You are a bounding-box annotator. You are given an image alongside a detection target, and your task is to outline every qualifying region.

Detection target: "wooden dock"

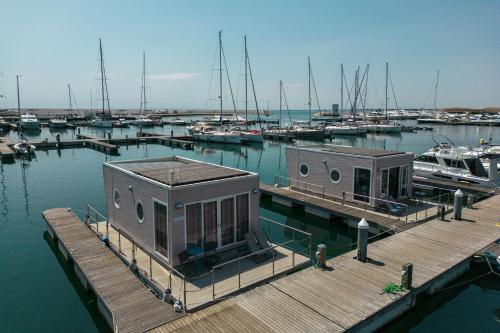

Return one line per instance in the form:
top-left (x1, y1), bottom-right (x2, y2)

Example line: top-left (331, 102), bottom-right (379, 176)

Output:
top-left (152, 194), bottom-right (500, 332)
top-left (43, 208), bottom-right (183, 332)
top-left (0, 139), bottom-right (14, 160)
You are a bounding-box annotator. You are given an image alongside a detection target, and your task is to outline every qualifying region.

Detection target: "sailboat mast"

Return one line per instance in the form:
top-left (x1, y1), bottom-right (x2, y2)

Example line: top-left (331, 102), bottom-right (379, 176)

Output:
top-left (99, 38), bottom-right (105, 118)
top-left (244, 35), bottom-right (248, 129)
top-left (90, 90), bottom-right (93, 113)
top-left (308, 56), bottom-right (311, 124)
top-left (434, 69), bottom-right (439, 112)
top-left (385, 62), bottom-right (389, 120)
top-left (340, 64), bottom-right (343, 125)
top-left (68, 83), bottom-right (72, 112)
top-left (16, 75), bottom-right (21, 117)
top-left (142, 51), bottom-right (147, 114)
top-left (279, 80), bottom-right (282, 128)
top-left (219, 31), bottom-right (223, 128)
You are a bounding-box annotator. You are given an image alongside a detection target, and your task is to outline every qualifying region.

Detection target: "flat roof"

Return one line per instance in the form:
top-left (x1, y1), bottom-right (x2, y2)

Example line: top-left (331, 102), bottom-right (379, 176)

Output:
top-left (108, 157), bottom-right (250, 186)
top-left (291, 144), bottom-right (406, 157)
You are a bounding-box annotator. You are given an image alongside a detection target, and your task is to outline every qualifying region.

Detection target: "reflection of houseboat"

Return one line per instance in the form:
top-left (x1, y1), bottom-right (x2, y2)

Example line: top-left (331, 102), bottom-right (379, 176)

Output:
top-left (103, 156), bottom-right (260, 267)
top-left (286, 145), bottom-right (414, 207)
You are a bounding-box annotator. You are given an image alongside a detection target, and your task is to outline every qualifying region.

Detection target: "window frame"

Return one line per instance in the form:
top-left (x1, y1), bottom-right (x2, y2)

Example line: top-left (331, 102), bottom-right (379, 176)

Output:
top-left (329, 168), bottom-right (341, 184)
top-left (299, 162), bottom-right (310, 177)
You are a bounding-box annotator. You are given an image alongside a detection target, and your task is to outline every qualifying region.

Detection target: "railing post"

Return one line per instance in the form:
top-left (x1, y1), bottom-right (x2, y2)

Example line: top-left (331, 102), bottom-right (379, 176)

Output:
top-left (95, 211), bottom-right (99, 232)
top-left (106, 219), bottom-right (109, 237)
top-left (342, 192), bottom-right (345, 206)
top-left (149, 255), bottom-right (153, 278)
top-left (272, 248), bottom-right (275, 276)
top-left (322, 187), bottom-right (325, 200)
top-left (118, 230), bottom-right (122, 253)
top-left (238, 259), bottom-right (241, 289)
top-left (169, 268), bottom-right (172, 290)
top-left (292, 230), bottom-right (295, 268)
top-left (132, 244), bottom-right (136, 262)
top-left (212, 269), bottom-right (216, 300)
top-left (183, 278), bottom-right (187, 310)
top-left (304, 183), bottom-right (307, 195)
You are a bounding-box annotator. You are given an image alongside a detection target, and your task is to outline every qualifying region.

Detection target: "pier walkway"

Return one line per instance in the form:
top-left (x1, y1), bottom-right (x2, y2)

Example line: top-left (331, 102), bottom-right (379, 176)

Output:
top-left (43, 208), bottom-right (183, 333)
top-left (152, 194), bottom-right (500, 332)
top-left (0, 139), bottom-right (14, 160)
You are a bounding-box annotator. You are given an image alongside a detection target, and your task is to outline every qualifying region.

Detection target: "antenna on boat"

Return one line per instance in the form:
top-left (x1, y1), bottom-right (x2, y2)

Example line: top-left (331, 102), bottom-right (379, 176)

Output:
top-left (434, 69), bottom-right (440, 113)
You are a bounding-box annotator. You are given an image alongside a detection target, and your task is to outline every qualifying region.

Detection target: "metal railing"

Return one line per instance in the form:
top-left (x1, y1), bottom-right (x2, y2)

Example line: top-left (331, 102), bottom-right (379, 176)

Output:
top-left (84, 205), bottom-right (189, 310)
top-left (274, 175), bottom-right (411, 222)
top-left (84, 205), bottom-right (311, 311)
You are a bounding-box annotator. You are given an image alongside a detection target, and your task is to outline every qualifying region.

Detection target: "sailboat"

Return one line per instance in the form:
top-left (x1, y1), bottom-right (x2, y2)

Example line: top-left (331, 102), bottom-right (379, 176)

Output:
top-left (91, 39), bottom-right (114, 128)
top-left (50, 83), bottom-right (72, 128)
top-left (325, 64), bottom-right (366, 136)
top-left (288, 57), bottom-right (324, 139)
top-left (131, 52), bottom-right (155, 127)
top-left (239, 35), bottom-right (264, 143)
top-left (14, 75), bottom-right (40, 131)
top-left (362, 63), bottom-right (402, 133)
top-left (263, 80), bottom-right (295, 141)
top-left (192, 31), bottom-right (241, 144)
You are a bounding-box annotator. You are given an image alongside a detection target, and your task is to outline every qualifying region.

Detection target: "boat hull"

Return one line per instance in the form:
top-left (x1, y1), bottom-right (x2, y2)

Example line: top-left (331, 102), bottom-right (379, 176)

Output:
top-left (91, 120), bottom-right (114, 128)
top-left (20, 121), bottom-right (41, 130)
top-left (192, 133), bottom-right (241, 144)
top-left (241, 132), bottom-right (264, 143)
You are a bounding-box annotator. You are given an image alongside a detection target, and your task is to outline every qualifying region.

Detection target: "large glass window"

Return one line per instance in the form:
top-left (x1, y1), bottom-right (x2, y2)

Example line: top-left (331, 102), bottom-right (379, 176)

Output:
top-left (381, 169), bottom-right (388, 196)
top-left (186, 203), bottom-right (202, 249)
top-left (236, 194), bottom-right (249, 242)
top-left (203, 201), bottom-right (218, 251)
top-left (400, 166), bottom-right (408, 197)
top-left (354, 168), bottom-right (371, 202)
top-left (221, 198), bottom-right (235, 246)
top-left (388, 167), bottom-right (400, 199)
top-left (154, 201), bottom-right (168, 258)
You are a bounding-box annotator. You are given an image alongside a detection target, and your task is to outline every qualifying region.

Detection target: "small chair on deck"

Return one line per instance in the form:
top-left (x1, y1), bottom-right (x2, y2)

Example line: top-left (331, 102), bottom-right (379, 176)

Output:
top-left (245, 228), bottom-right (274, 263)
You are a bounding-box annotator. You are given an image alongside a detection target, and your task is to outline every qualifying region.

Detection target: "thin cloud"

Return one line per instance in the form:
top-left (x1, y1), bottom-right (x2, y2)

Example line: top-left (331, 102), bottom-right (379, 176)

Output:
top-left (149, 73), bottom-right (200, 80)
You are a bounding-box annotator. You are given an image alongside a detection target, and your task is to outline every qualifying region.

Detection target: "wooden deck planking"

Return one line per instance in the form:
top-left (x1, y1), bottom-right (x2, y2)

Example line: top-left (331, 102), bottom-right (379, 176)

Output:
top-left (43, 208), bottom-right (183, 333)
top-left (153, 195), bottom-right (500, 332)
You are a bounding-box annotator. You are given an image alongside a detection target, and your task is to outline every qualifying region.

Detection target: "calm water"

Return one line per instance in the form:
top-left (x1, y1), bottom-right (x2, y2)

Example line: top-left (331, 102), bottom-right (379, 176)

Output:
top-left (1, 112), bottom-right (499, 332)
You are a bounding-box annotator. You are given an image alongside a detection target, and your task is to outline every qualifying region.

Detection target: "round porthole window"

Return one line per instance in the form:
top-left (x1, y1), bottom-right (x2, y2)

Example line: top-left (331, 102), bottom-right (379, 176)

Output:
top-left (330, 169), bottom-right (341, 183)
top-left (113, 189), bottom-right (120, 209)
top-left (299, 163), bottom-right (309, 177)
top-left (136, 200), bottom-right (144, 223)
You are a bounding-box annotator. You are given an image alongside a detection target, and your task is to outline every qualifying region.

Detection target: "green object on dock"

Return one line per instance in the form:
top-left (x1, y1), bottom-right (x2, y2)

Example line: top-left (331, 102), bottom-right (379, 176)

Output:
top-left (383, 282), bottom-right (402, 294)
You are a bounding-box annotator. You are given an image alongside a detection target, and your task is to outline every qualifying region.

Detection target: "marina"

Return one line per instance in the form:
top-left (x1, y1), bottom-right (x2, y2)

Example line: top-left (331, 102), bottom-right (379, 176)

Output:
top-left (1, 1), bottom-right (500, 332)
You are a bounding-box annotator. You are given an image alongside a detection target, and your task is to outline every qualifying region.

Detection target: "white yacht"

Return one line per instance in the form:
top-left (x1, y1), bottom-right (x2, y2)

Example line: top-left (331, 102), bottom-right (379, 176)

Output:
top-left (20, 114), bottom-right (40, 130)
top-left (413, 143), bottom-right (500, 188)
top-left (230, 127), bottom-right (264, 143)
top-left (325, 123), bottom-right (367, 135)
top-left (192, 125), bottom-right (241, 144)
top-left (13, 141), bottom-right (36, 155)
top-left (49, 118), bottom-right (67, 128)
top-left (131, 115), bottom-right (155, 127)
top-left (169, 118), bottom-right (187, 125)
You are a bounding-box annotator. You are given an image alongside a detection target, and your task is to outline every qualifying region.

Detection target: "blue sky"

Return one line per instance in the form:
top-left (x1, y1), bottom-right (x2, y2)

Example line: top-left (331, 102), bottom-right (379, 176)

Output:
top-left (0, 0), bottom-right (499, 109)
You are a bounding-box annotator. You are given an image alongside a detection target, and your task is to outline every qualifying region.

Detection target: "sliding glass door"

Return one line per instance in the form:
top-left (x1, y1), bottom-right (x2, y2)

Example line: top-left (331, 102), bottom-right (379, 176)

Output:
top-left (185, 193), bottom-right (250, 253)
top-left (154, 201), bottom-right (168, 258)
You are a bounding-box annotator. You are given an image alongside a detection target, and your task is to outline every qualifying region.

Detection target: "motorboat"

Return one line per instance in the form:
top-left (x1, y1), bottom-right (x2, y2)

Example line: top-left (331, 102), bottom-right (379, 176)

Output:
top-left (49, 118), bottom-right (67, 128)
top-left (192, 125), bottom-right (241, 144)
top-left (131, 115), bottom-right (155, 127)
top-left (413, 143), bottom-right (500, 188)
top-left (19, 114), bottom-right (41, 130)
top-left (13, 142), bottom-right (36, 155)
top-left (230, 127), bottom-right (264, 143)
top-left (169, 118), bottom-right (187, 125)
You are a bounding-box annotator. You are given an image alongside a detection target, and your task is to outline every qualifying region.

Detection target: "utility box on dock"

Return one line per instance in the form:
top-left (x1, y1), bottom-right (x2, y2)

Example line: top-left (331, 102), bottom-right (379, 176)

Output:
top-left (286, 145), bottom-right (414, 208)
top-left (103, 156), bottom-right (260, 267)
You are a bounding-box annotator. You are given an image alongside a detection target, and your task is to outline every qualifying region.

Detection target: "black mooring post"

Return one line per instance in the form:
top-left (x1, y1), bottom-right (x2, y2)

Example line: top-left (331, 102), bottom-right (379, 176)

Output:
top-left (402, 263), bottom-right (413, 289)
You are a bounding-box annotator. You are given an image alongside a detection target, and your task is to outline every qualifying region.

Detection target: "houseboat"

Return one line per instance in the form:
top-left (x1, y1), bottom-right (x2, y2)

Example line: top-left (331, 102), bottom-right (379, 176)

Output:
top-left (103, 156), bottom-right (261, 267)
top-left (286, 144), bottom-right (414, 207)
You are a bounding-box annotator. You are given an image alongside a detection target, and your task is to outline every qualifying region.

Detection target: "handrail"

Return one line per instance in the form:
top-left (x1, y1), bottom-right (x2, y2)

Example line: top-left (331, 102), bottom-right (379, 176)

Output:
top-left (342, 190), bottom-right (409, 209)
top-left (259, 216), bottom-right (312, 238)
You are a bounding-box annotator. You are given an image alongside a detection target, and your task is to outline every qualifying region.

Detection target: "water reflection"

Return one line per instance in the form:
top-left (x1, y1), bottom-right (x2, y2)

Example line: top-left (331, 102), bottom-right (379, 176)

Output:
top-left (0, 163), bottom-right (8, 229)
